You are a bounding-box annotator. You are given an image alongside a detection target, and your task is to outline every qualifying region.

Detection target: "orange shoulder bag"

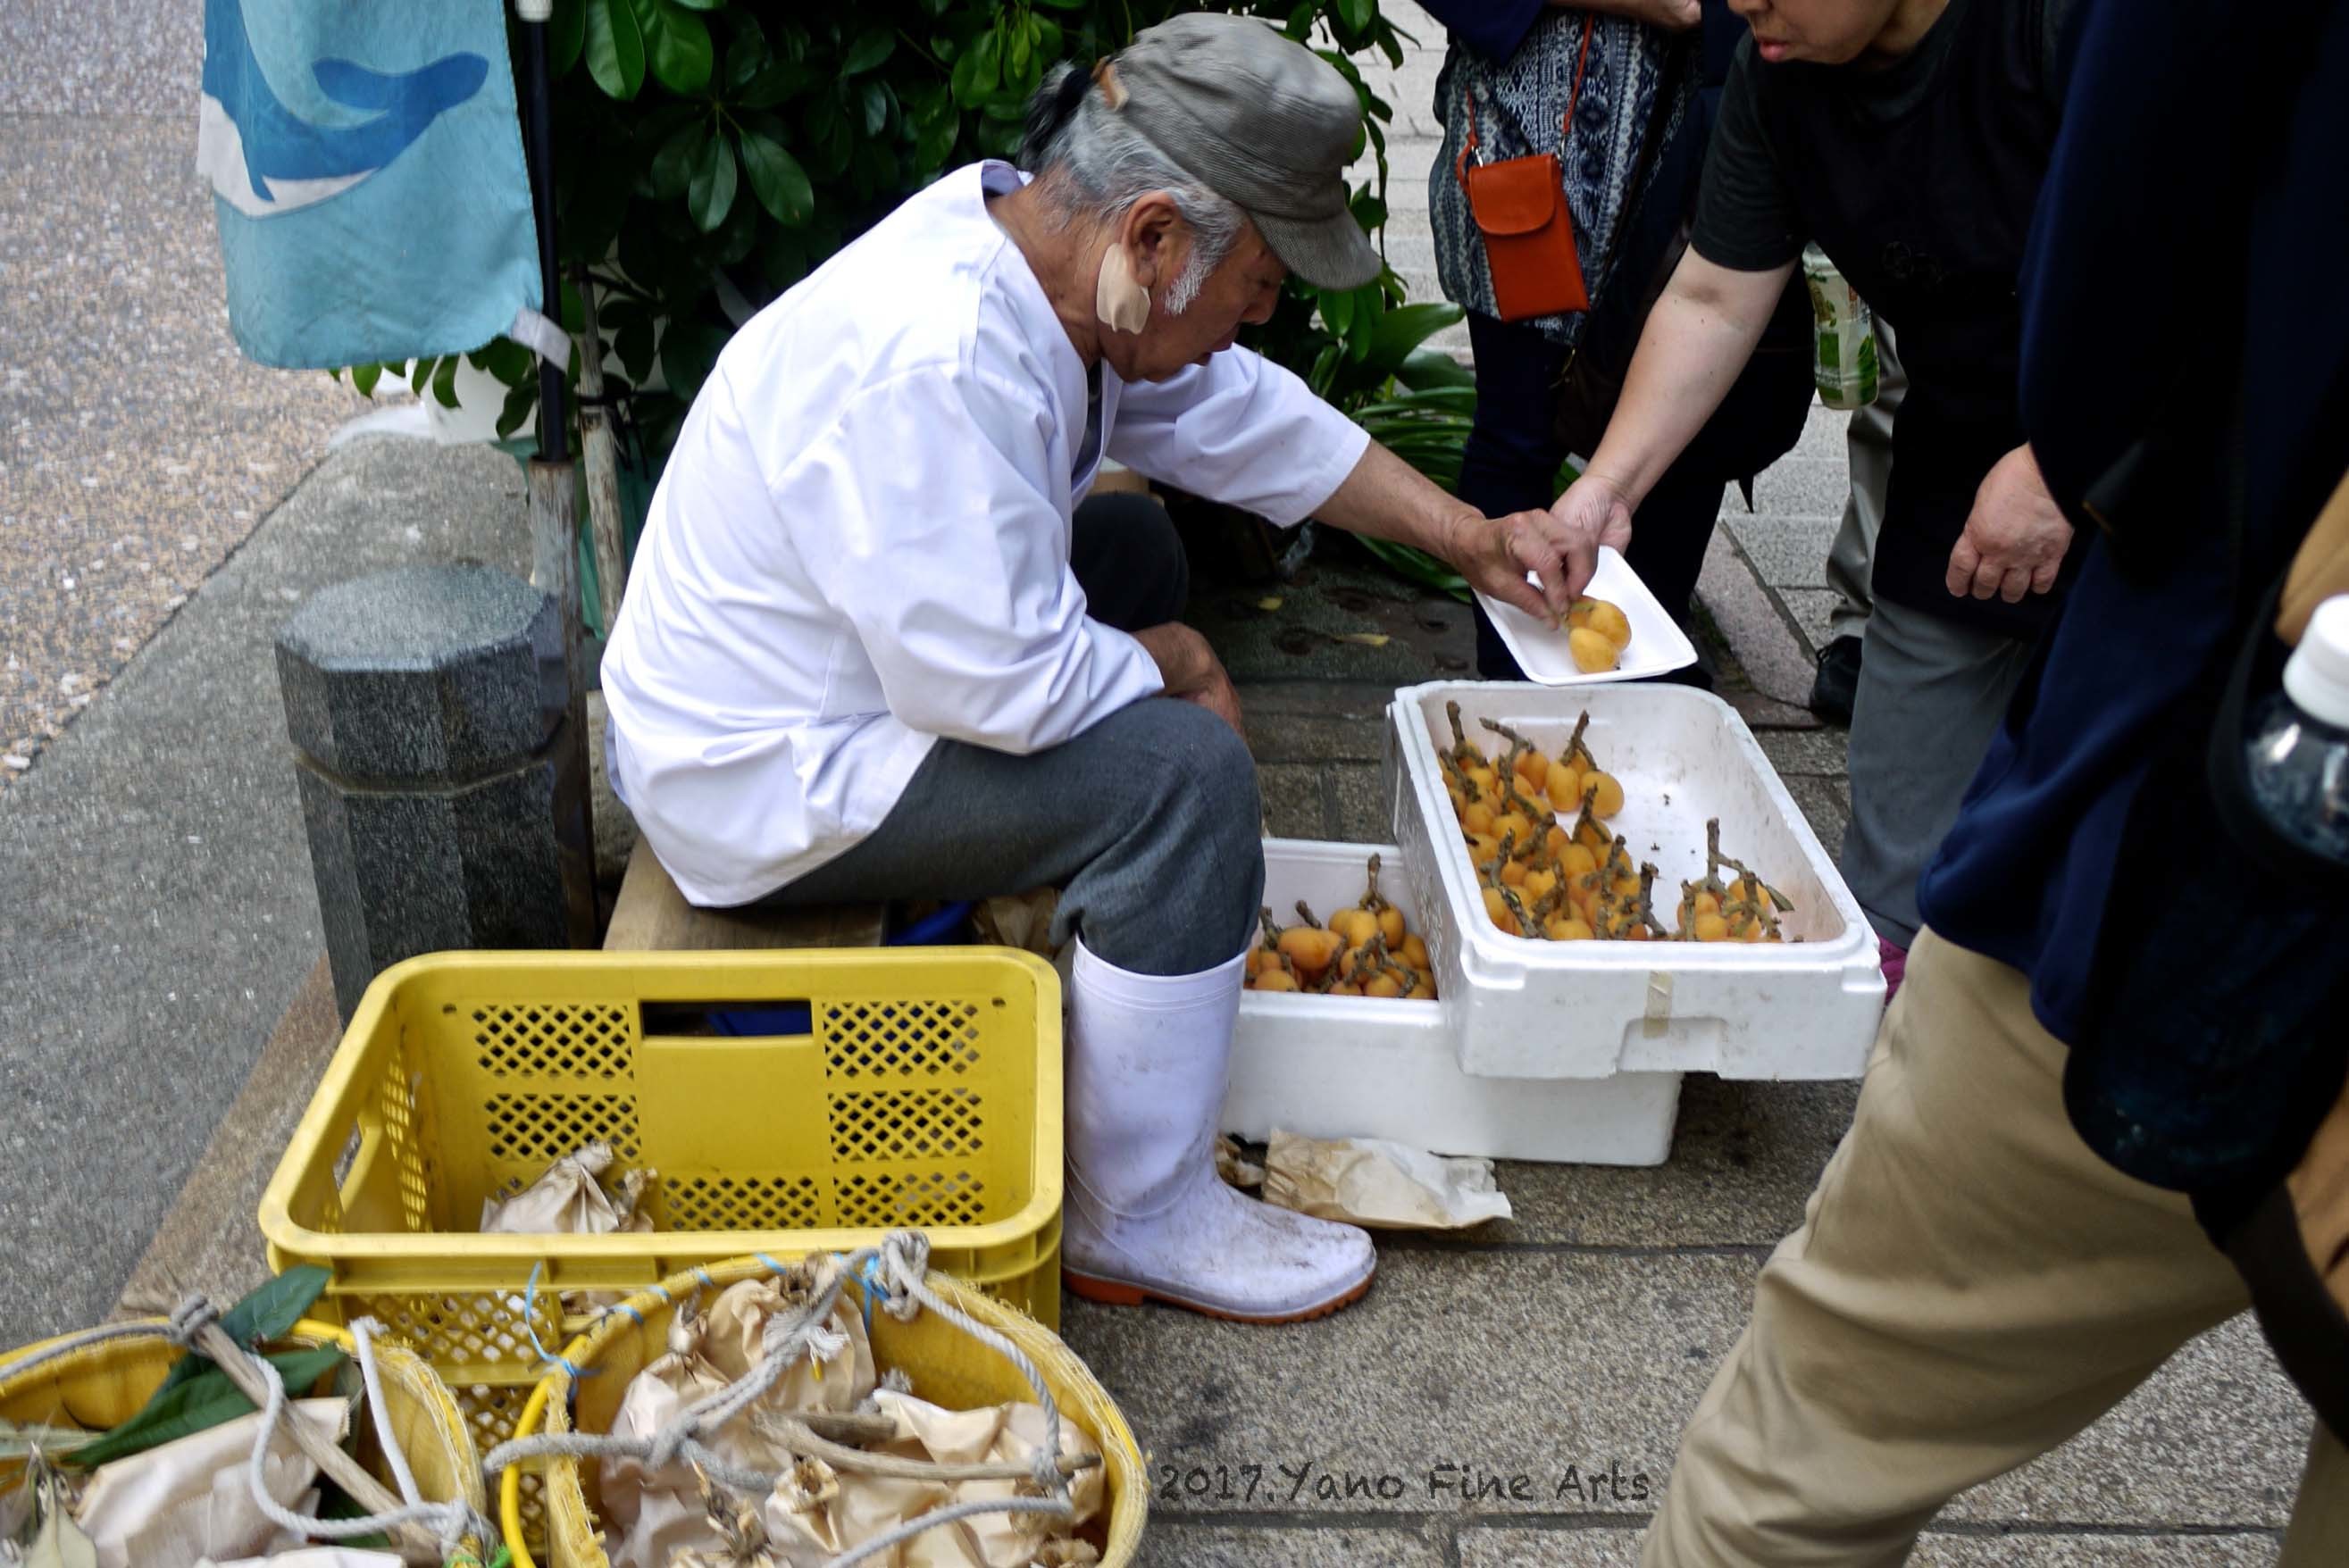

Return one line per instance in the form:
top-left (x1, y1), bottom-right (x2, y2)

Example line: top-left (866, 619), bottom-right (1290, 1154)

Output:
top-left (1453, 16), bottom-right (1596, 322)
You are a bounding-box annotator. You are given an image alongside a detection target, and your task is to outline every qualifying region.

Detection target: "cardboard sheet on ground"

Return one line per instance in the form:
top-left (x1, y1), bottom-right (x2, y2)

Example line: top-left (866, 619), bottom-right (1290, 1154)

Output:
top-left (1260, 1130), bottom-right (1513, 1230)
top-left (71, 1398), bottom-right (347, 1568)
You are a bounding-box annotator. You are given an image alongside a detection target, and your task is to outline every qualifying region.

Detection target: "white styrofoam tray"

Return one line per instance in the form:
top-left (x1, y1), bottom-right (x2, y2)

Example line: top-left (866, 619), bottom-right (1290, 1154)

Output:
top-left (1388, 681), bottom-right (1884, 1081)
top-left (1224, 838), bottom-right (1682, 1165)
top-left (1475, 546), bottom-right (1698, 686)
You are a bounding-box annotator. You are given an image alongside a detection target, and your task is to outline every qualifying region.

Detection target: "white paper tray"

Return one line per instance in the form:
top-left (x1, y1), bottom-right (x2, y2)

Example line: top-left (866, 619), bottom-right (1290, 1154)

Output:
top-left (1225, 838), bottom-right (1682, 1165)
top-left (1387, 681), bottom-right (1884, 1081)
top-left (1475, 546), bottom-right (1698, 686)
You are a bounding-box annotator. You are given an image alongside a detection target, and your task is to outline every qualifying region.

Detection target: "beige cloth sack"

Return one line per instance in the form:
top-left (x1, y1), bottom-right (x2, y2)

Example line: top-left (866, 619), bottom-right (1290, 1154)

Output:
top-left (71, 1398), bottom-right (348, 1568)
top-left (598, 1265), bottom-right (877, 1568)
top-left (480, 1142), bottom-right (650, 1235)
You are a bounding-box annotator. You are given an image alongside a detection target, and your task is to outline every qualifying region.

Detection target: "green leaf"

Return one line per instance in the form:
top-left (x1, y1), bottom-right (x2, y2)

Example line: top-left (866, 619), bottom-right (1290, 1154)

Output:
top-left (1353, 536), bottom-right (1470, 600)
top-left (688, 130), bottom-right (738, 230)
top-left (916, 0), bottom-right (953, 16)
top-left (840, 29), bottom-right (896, 77)
top-left (1319, 288), bottom-right (1354, 338)
top-left (1285, 1), bottom-right (1316, 39)
top-left (668, 0), bottom-right (723, 9)
top-left (739, 58), bottom-right (815, 108)
top-left (950, 29), bottom-right (999, 107)
top-left (859, 79), bottom-right (890, 137)
top-left (408, 357), bottom-right (432, 396)
top-left (1395, 346), bottom-right (1474, 392)
top-left (722, 13), bottom-right (768, 93)
top-left (1033, 18), bottom-right (1063, 58)
top-left (432, 355), bottom-right (462, 409)
top-left (583, 0), bottom-right (647, 99)
top-left (648, 120), bottom-right (709, 198)
top-left (548, 0), bottom-right (587, 78)
top-left (64, 1347), bottom-right (347, 1470)
top-left (352, 363), bottom-right (381, 397)
top-left (1009, 21), bottom-right (1032, 77)
top-left (738, 129), bottom-right (814, 225)
top-left (658, 320), bottom-right (727, 401)
top-left (648, 3), bottom-right (714, 95)
top-left (1338, 0), bottom-right (1375, 34)
top-left (497, 381), bottom-right (537, 441)
top-left (1032, 0), bottom-right (1089, 10)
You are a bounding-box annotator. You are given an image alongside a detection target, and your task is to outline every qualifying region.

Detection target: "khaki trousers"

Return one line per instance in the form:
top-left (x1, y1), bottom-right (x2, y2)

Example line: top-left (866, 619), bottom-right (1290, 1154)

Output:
top-left (1643, 930), bottom-right (2347, 1566)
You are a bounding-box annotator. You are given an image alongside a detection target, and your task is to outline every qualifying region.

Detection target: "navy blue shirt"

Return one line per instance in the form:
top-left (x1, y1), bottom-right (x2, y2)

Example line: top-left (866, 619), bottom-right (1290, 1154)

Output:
top-left (1917, 0), bottom-right (2349, 1044)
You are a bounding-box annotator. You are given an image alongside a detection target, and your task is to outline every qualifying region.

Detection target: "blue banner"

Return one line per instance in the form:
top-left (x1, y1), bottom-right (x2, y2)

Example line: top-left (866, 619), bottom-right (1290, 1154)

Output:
top-left (198, 0), bottom-right (543, 370)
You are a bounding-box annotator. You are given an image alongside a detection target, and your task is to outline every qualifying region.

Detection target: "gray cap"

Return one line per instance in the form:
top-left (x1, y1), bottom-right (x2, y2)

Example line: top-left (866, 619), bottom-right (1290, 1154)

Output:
top-left (1109, 13), bottom-right (1382, 291)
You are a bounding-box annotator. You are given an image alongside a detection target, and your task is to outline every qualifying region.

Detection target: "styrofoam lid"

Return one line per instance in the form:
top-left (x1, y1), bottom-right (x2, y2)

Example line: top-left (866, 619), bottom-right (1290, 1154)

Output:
top-left (2283, 595), bottom-right (2349, 728)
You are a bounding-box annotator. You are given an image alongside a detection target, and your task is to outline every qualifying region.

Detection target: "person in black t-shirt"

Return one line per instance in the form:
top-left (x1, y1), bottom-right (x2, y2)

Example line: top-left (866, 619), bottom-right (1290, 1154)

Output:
top-left (1548, 0), bottom-right (2071, 988)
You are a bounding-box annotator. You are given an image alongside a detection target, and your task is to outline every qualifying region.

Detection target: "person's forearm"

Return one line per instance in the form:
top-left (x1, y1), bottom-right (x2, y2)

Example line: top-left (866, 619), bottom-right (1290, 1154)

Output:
top-left (1583, 254), bottom-right (1794, 507)
top-left (1313, 438), bottom-right (1479, 564)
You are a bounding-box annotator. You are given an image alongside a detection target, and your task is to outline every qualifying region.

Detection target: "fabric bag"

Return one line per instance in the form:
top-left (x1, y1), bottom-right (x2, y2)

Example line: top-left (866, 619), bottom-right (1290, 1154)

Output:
top-left (1452, 17), bottom-right (1594, 323)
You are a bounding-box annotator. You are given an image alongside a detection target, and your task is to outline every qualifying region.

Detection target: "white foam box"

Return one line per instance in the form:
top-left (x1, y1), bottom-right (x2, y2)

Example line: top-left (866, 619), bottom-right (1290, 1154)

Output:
top-left (1223, 838), bottom-right (1683, 1165)
top-left (1387, 680), bottom-right (1885, 1081)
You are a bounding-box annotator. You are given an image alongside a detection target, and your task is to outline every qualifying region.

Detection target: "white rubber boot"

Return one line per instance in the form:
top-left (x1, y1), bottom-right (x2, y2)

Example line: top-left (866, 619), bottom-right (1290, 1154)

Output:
top-left (1060, 939), bottom-right (1376, 1322)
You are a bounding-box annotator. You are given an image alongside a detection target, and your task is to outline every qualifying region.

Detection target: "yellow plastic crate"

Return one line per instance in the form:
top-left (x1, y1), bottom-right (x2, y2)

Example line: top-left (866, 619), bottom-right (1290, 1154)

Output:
top-left (260, 945), bottom-right (1064, 1529)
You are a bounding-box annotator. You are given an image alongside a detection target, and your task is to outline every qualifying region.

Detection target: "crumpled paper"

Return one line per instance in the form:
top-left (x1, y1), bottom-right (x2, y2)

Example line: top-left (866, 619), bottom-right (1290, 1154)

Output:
top-left (1260, 1130), bottom-right (1513, 1230)
top-left (71, 1398), bottom-right (347, 1568)
top-left (753, 1389), bottom-right (1105, 1568)
top-left (479, 1141), bottom-right (653, 1235)
top-left (971, 889), bottom-right (1060, 960)
top-left (197, 1551), bottom-right (403, 1566)
top-left (1214, 1137), bottom-right (1264, 1190)
top-left (598, 1264), bottom-right (877, 1568)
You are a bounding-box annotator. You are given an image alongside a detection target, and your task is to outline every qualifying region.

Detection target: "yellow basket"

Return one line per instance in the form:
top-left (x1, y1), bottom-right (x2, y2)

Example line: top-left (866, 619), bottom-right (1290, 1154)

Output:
top-left (500, 1255), bottom-right (1146, 1568)
top-left (0, 1317), bottom-right (485, 1552)
top-left (259, 947), bottom-right (1066, 1541)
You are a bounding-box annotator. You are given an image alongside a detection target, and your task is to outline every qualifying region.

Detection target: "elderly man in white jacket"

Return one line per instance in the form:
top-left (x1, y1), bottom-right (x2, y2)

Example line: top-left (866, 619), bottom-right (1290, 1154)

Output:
top-left (603, 14), bottom-right (1586, 1324)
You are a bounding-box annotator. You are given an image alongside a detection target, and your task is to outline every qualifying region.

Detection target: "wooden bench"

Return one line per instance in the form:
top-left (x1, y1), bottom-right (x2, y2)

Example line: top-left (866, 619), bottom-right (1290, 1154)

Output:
top-left (603, 843), bottom-right (887, 950)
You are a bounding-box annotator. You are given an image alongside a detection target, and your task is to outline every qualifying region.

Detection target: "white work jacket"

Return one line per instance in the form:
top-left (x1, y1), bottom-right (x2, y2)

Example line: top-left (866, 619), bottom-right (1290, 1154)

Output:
top-left (600, 162), bottom-right (1369, 906)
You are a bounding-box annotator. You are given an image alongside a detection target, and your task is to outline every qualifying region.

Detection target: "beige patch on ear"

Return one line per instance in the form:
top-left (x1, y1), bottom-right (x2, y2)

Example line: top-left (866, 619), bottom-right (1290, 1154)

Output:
top-left (1093, 59), bottom-right (1129, 110)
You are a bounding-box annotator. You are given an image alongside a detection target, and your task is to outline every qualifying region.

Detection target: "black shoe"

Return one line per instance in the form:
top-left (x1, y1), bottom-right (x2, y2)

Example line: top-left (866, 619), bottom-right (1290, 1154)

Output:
top-left (1810, 634), bottom-right (1863, 725)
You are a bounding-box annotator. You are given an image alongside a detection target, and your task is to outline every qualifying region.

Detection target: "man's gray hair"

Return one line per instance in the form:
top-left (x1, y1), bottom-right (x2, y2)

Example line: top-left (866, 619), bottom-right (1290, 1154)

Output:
top-left (1020, 63), bottom-right (1247, 313)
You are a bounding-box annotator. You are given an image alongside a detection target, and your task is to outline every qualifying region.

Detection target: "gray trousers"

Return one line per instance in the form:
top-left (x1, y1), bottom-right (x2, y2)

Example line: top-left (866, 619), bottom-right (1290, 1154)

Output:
top-left (765, 492), bottom-right (1265, 977)
top-left (1840, 591), bottom-right (2036, 947)
top-left (1827, 322), bottom-right (1904, 641)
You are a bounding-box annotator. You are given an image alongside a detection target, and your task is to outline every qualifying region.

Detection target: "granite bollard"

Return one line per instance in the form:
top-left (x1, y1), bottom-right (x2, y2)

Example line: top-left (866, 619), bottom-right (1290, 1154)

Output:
top-left (277, 563), bottom-right (597, 1017)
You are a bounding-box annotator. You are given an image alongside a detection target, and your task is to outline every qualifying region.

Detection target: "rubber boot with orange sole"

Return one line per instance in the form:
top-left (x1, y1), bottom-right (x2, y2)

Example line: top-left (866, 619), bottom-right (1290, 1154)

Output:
top-left (1059, 940), bottom-right (1376, 1323)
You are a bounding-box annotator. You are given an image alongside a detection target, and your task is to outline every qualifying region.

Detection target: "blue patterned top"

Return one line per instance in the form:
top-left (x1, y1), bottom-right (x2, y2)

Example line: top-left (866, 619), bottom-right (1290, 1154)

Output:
top-left (1426, 12), bottom-right (1691, 346)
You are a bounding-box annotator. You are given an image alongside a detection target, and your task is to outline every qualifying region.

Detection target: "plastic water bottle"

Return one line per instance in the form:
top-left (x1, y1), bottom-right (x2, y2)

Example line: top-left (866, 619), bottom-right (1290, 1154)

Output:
top-left (1801, 244), bottom-right (1878, 410)
top-left (2245, 594), bottom-right (2349, 868)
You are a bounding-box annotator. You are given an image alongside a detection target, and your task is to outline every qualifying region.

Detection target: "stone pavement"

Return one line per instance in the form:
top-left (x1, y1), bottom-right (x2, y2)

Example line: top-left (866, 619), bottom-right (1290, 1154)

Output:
top-left (0, 0), bottom-right (366, 789)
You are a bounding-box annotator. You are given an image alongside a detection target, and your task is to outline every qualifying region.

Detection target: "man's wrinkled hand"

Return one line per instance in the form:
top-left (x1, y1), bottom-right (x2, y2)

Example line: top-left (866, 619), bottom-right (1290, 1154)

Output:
top-left (1135, 621), bottom-right (1244, 738)
top-left (1445, 505), bottom-right (1593, 621)
top-left (1947, 445), bottom-right (2072, 605)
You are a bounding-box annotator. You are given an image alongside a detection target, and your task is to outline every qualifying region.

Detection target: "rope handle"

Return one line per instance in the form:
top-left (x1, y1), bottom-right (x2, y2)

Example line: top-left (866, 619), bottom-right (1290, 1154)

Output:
top-left (1455, 13), bottom-right (1597, 187)
top-left (0, 1301), bottom-right (490, 1564)
top-left (481, 1232), bottom-right (1084, 1568)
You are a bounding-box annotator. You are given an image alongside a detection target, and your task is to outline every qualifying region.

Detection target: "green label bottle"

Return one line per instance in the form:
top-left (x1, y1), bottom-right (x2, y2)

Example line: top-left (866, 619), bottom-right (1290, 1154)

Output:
top-left (1802, 244), bottom-right (1878, 411)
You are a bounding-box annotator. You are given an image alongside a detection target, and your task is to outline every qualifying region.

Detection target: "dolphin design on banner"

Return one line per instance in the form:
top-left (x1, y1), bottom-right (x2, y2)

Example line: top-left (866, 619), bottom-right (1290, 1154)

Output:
top-left (196, 0), bottom-right (488, 219)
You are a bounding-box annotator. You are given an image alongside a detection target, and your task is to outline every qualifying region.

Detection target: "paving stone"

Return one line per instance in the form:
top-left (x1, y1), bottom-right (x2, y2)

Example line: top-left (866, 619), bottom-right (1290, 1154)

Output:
top-left (1460, 1528), bottom-right (2286, 1567)
top-left (1259, 763), bottom-right (1332, 839)
top-left (1910, 1532), bottom-right (2279, 1565)
top-left (1696, 533), bottom-right (1816, 708)
top-left (1722, 516), bottom-right (1843, 590)
top-left (1140, 1521), bottom-right (1448, 1567)
top-left (1945, 1315), bottom-right (2306, 1530)
top-left (1329, 761), bottom-right (1392, 843)
top-left (1483, 1074), bottom-right (1858, 1248)
top-left (1460, 1528), bottom-right (1643, 1566)
top-left (1066, 1248), bottom-right (2305, 1534)
top-left (1758, 727), bottom-right (1851, 776)
top-left (1778, 588), bottom-right (1845, 655)
top-left (1063, 1250), bottom-right (1745, 1522)
top-left (1245, 713), bottom-right (1394, 766)
top-left (1782, 773), bottom-right (1852, 855)
top-left (1745, 458), bottom-right (1855, 521)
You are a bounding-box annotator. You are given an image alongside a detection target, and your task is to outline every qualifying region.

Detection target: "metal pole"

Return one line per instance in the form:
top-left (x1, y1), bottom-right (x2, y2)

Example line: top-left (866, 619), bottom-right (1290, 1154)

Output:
top-left (519, 5), bottom-right (568, 464)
